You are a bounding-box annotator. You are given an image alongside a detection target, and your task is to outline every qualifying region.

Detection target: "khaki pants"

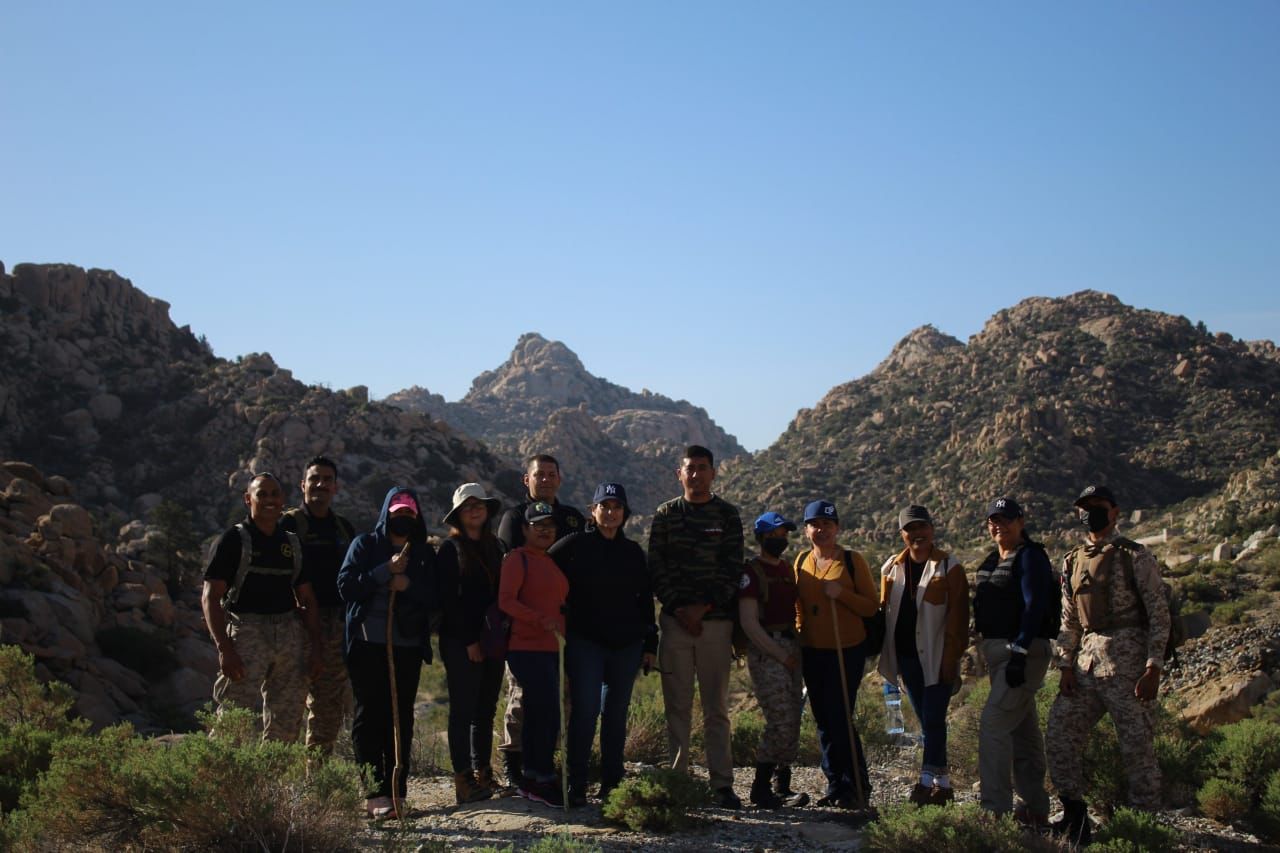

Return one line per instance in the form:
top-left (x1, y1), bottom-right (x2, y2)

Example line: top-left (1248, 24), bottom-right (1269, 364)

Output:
top-left (978, 637), bottom-right (1051, 815)
top-left (213, 615), bottom-right (307, 743)
top-left (304, 606), bottom-right (352, 754)
top-left (658, 612), bottom-right (734, 789)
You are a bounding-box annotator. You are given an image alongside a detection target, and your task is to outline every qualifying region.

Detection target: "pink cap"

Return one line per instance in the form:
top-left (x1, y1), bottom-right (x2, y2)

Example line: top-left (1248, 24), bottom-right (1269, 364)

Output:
top-left (388, 493), bottom-right (418, 517)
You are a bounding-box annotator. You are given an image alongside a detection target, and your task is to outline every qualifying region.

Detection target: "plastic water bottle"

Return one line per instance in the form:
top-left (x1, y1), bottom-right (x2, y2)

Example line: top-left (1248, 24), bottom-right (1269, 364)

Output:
top-left (882, 681), bottom-right (905, 735)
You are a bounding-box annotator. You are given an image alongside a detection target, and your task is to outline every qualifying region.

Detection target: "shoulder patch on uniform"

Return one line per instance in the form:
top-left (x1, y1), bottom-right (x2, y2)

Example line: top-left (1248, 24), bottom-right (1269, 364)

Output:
top-left (739, 573), bottom-right (751, 589)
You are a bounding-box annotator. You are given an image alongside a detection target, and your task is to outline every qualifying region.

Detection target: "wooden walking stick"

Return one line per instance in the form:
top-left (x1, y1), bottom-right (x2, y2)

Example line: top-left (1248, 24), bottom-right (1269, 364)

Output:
top-left (386, 541), bottom-right (409, 821)
top-left (830, 597), bottom-right (868, 810)
top-left (556, 629), bottom-right (569, 811)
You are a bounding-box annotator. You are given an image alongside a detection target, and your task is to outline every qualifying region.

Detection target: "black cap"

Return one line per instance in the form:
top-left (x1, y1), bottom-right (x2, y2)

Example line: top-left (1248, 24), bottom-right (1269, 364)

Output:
top-left (524, 501), bottom-right (555, 523)
top-left (898, 505), bottom-right (932, 529)
top-left (1074, 485), bottom-right (1117, 508)
top-left (591, 482), bottom-right (629, 509)
top-left (986, 497), bottom-right (1024, 520)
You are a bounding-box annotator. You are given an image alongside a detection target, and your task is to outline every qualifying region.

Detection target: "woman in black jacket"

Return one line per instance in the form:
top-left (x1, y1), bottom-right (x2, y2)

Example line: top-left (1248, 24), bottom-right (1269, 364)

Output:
top-left (548, 482), bottom-right (657, 806)
top-left (435, 482), bottom-right (506, 804)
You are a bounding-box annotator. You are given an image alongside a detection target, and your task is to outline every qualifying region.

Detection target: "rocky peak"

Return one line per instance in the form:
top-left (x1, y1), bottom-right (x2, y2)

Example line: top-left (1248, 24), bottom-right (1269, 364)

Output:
top-left (874, 324), bottom-right (963, 374)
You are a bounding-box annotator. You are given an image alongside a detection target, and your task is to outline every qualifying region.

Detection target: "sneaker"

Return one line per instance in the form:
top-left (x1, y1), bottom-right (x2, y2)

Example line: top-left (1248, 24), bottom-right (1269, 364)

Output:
top-left (713, 786), bottom-right (743, 810)
top-left (365, 795), bottom-right (392, 818)
top-left (929, 786), bottom-right (955, 807)
top-left (524, 779), bottom-right (565, 808)
top-left (909, 783), bottom-right (934, 806)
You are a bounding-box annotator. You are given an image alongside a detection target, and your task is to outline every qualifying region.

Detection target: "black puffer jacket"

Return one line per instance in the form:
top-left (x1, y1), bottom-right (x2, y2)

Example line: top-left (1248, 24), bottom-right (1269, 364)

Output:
top-left (549, 528), bottom-right (657, 653)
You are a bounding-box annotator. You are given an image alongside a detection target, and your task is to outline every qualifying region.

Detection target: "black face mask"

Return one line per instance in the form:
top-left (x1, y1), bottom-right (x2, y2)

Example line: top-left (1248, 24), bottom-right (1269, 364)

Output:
top-left (387, 515), bottom-right (416, 538)
top-left (1079, 506), bottom-right (1111, 533)
top-left (761, 538), bottom-right (788, 558)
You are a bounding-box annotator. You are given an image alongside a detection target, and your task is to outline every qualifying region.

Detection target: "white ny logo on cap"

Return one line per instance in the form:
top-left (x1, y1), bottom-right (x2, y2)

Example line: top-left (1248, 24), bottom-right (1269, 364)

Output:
top-left (996, 499), bottom-right (1007, 508)
top-left (605, 484), bottom-right (617, 494)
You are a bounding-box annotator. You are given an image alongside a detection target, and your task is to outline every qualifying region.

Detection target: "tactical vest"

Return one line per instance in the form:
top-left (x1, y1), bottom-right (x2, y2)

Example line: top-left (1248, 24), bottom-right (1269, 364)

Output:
top-left (741, 556), bottom-right (796, 632)
top-left (223, 523), bottom-right (303, 608)
top-left (973, 543), bottom-right (1060, 641)
top-left (1065, 539), bottom-right (1145, 633)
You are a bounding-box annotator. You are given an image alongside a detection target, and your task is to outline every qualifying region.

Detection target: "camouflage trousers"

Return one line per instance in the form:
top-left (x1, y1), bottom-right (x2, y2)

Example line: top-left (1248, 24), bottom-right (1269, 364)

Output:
top-left (1046, 665), bottom-right (1161, 809)
top-left (746, 635), bottom-right (803, 765)
top-left (305, 606), bottom-right (352, 754)
top-left (213, 614), bottom-right (307, 743)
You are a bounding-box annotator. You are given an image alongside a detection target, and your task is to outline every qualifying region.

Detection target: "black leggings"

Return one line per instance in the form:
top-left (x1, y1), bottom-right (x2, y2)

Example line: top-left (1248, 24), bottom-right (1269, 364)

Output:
top-left (439, 635), bottom-right (505, 774)
top-left (347, 640), bottom-right (422, 798)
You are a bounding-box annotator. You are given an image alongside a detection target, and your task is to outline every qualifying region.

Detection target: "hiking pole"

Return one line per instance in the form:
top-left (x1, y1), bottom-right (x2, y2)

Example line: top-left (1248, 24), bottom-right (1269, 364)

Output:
top-left (387, 541), bottom-right (410, 821)
top-left (556, 628), bottom-right (569, 811)
top-left (830, 598), bottom-right (867, 810)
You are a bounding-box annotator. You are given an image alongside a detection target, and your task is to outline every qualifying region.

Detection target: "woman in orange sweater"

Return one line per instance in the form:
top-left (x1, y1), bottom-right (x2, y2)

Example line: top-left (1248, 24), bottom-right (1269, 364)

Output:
top-left (498, 501), bottom-right (569, 808)
top-left (794, 500), bottom-right (880, 808)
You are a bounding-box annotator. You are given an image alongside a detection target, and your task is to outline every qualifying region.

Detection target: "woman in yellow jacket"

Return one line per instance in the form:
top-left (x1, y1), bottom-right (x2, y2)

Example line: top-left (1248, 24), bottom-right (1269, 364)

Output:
top-left (878, 505), bottom-right (969, 807)
top-left (794, 500), bottom-right (880, 808)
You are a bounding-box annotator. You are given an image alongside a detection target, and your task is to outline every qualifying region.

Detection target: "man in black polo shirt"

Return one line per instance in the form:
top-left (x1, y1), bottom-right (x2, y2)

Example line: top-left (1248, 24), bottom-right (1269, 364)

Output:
top-left (202, 473), bottom-right (324, 742)
top-left (495, 453), bottom-right (585, 787)
top-left (281, 456), bottom-right (356, 755)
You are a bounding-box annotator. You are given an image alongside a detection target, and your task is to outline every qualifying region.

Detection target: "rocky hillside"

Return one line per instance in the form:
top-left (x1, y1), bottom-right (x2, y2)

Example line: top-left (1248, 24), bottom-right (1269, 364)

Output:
top-left (0, 263), bottom-right (524, 535)
top-left (719, 291), bottom-right (1280, 545)
top-left (385, 332), bottom-right (747, 512)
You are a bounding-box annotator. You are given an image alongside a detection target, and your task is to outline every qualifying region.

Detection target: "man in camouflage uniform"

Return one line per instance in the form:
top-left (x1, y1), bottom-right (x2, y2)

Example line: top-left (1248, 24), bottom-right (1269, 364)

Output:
top-left (202, 472), bottom-right (324, 741)
top-left (649, 445), bottom-right (745, 809)
top-left (1047, 485), bottom-right (1171, 844)
top-left (281, 455), bottom-right (355, 754)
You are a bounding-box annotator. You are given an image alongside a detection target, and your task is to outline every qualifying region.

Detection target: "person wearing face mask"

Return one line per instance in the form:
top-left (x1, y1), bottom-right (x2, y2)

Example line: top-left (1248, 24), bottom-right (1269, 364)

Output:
top-left (337, 487), bottom-right (438, 818)
top-left (1045, 485), bottom-right (1171, 844)
top-left (738, 512), bottom-right (809, 809)
top-left (877, 505), bottom-right (969, 807)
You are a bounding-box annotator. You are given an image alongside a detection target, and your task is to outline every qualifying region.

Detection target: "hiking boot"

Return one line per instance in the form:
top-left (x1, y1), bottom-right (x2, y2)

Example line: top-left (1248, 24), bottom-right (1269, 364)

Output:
top-left (1051, 798), bottom-right (1091, 845)
top-left (909, 783), bottom-right (934, 806)
top-left (501, 751), bottom-right (523, 788)
top-left (453, 771), bottom-right (492, 805)
top-left (475, 766), bottom-right (504, 796)
top-left (750, 763), bottom-right (783, 808)
top-left (816, 791), bottom-right (856, 808)
top-left (928, 785), bottom-right (955, 807)
top-left (1013, 801), bottom-right (1049, 828)
top-left (773, 766), bottom-right (809, 807)
top-left (713, 786), bottom-right (743, 810)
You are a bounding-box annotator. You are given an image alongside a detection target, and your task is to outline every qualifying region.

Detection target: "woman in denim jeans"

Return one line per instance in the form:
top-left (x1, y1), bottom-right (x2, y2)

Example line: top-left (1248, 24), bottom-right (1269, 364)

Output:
top-left (548, 483), bottom-right (657, 806)
top-left (877, 505), bottom-right (970, 807)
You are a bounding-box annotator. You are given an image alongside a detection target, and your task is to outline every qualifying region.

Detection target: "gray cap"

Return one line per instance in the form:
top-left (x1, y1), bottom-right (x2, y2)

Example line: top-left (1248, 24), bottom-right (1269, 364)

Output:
top-left (898, 505), bottom-right (932, 529)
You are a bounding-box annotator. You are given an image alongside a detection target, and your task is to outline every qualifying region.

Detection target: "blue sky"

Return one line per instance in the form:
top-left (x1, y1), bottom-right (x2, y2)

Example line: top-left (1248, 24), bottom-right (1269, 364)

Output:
top-left (3, 2), bottom-right (1277, 451)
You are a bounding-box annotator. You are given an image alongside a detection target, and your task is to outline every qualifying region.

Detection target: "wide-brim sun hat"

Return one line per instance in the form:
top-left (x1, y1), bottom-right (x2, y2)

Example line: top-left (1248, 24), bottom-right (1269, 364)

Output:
top-left (442, 483), bottom-right (502, 529)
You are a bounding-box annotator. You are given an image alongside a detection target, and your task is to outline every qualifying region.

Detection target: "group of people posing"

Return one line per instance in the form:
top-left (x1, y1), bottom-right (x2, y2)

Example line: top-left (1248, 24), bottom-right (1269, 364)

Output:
top-left (201, 447), bottom-right (1170, 843)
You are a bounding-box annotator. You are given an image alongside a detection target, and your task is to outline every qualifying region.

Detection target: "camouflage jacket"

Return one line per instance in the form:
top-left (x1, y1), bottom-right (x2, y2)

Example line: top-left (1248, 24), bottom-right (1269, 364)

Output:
top-left (647, 495), bottom-right (744, 620)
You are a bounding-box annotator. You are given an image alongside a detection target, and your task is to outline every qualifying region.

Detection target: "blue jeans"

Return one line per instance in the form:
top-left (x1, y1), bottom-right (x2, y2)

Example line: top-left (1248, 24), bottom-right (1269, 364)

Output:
top-left (566, 634), bottom-right (644, 791)
top-left (506, 650), bottom-right (560, 781)
top-left (801, 644), bottom-right (871, 799)
top-left (897, 653), bottom-right (953, 774)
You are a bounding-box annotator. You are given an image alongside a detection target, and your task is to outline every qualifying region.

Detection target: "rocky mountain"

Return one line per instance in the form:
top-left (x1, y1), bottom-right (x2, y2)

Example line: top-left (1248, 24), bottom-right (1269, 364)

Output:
top-left (0, 263), bottom-right (524, 536)
top-left (385, 332), bottom-right (747, 513)
top-left (718, 291), bottom-right (1280, 546)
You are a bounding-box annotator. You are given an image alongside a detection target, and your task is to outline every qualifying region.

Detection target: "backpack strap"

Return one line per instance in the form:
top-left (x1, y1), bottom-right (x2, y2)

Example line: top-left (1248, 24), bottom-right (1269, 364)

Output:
top-left (282, 507), bottom-right (308, 541)
top-left (222, 523), bottom-right (304, 608)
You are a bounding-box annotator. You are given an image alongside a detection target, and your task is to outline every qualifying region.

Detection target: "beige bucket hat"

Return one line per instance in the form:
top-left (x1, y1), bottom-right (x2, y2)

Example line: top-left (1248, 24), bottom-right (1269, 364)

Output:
top-left (442, 482), bottom-right (502, 529)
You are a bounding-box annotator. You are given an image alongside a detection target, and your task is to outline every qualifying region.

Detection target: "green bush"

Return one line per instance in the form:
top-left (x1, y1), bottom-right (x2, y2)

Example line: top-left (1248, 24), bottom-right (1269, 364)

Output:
top-left (623, 678), bottom-right (669, 765)
top-left (0, 646), bottom-right (90, 813)
top-left (730, 706), bottom-right (764, 766)
top-left (95, 626), bottom-right (181, 680)
top-left (863, 803), bottom-right (1031, 853)
top-left (21, 708), bottom-right (363, 850)
top-left (1198, 777), bottom-right (1251, 822)
top-left (528, 835), bottom-right (604, 853)
top-left (1093, 806), bottom-right (1178, 851)
top-left (1206, 718), bottom-right (1280, 803)
top-left (1257, 770), bottom-right (1280, 841)
top-left (1211, 593), bottom-right (1271, 626)
top-left (1155, 727), bottom-right (1207, 807)
top-left (601, 767), bottom-right (710, 832)
top-left (1178, 575), bottom-right (1222, 604)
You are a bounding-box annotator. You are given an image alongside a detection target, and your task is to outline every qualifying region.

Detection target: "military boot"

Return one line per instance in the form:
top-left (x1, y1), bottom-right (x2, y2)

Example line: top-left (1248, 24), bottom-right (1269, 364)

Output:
top-left (1051, 797), bottom-right (1092, 846)
top-left (750, 763), bottom-right (783, 808)
top-left (774, 765), bottom-right (810, 807)
top-left (453, 771), bottom-right (492, 805)
top-left (501, 751), bottom-right (523, 790)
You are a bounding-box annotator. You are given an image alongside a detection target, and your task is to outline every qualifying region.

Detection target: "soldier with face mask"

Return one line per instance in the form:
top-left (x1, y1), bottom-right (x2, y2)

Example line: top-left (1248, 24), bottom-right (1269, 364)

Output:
top-left (1045, 485), bottom-right (1170, 845)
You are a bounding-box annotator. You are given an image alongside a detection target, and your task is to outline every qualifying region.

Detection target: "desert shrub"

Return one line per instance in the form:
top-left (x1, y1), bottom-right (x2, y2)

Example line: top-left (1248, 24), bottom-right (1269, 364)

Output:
top-left (1092, 806), bottom-right (1178, 851)
top-left (623, 678), bottom-right (669, 764)
top-left (95, 625), bottom-right (180, 680)
top-left (1205, 718), bottom-right (1280, 803)
top-left (409, 702), bottom-right (450, 777)
top-left (1155, 726), bottom-right (1207, 807)
top-left (0, 646), bottom-right (90, 812)
top-left (1257, 770), bottom-right (1280, 841)
top-left (863, 803), bottom-right (1030, 853)
top-left (730, 707), bottom-right (764, 766)
top-left (528, 835), bottom-right (604, 852)
top-left (601, 767), bottom-right (710, 832)
top-left (24, 708), bottom-right (363, 850)
top-left (1211, 593), bottom-right (1271, 626)
top-left (1198, 777), bottom-right (1250, 822)
top-left (1178, 575), bottom-right (1222, 604)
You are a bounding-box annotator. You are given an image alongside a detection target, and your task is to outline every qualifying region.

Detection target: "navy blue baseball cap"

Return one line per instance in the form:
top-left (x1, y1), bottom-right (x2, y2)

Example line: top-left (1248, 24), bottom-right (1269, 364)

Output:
top-left (753, 512), bottom-right (797, 535)
top-left (986, 497), bottom-right (1024, 520)
top-left (591, 482), bottom-right (629, 509)
top-left (803, 500), bottom-right (839, 524)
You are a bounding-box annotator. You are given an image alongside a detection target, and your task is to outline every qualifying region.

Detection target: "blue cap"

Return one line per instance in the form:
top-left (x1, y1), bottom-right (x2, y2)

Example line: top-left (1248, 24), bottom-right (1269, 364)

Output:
top-left (753, 512), bottom-right (797, 535)
top-left (986, 497), bottom-right (1024, 520)
top-left (803, 500), bottom-right (839, 524)
top-left (524, 501), bottom-right (555, 523)
top-left (591, 482), bottom-right (628, 509)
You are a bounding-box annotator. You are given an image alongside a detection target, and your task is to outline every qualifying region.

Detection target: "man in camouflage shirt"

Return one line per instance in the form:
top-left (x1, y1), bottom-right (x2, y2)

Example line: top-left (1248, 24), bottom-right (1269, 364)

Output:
top-left (1046, 485), bottom-right (1171, 844)
top-left (648, 445), bottom-right (745, 809)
